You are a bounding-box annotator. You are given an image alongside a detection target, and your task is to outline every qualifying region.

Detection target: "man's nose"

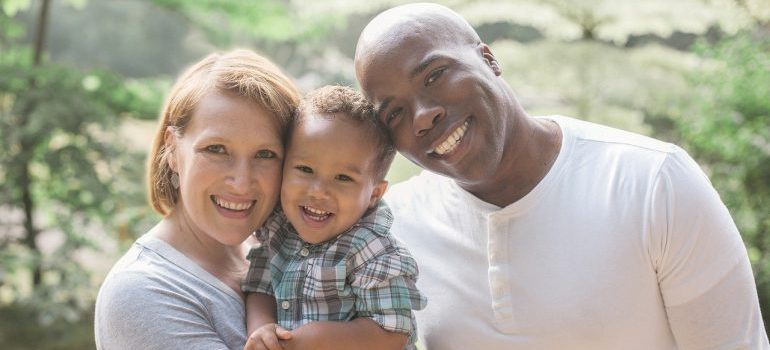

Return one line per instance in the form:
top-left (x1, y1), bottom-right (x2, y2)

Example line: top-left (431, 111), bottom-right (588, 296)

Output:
top-left (412, 101), bottom-right (444, 137)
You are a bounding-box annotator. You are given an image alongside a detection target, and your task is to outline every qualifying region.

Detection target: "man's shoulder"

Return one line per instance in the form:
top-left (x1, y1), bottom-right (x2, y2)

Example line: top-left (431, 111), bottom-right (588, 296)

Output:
top-left (550, 115), bottom-right (676, 155)
top-left (386, 170), bottom-right (450, 203)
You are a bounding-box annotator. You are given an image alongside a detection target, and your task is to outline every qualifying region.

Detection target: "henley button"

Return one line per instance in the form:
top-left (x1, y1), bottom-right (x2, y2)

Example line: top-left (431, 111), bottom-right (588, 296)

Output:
top-left (300, 248), bottom-right (310, 256)
top-left (281, 300), bottom-right (290, 310)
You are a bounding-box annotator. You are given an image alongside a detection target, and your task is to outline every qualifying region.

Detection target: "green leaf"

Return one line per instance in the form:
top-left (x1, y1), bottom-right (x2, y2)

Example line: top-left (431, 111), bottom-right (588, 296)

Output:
top-left (1, 0), bottom-right (32, 17)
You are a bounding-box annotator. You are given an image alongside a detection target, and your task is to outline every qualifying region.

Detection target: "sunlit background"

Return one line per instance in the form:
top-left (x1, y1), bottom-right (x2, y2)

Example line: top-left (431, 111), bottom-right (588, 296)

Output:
top-left (1, 0), bottom-right (768, 347)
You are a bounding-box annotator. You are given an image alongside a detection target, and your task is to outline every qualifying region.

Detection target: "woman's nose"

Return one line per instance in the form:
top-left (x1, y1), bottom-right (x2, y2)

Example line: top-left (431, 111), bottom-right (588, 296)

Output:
top-left (225, 158), bottom-right (254, 193)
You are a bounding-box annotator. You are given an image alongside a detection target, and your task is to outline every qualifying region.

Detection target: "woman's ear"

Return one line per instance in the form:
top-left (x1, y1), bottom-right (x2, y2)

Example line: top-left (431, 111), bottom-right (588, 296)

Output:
top-left (368, 180), bottom-right (389, 208)
top-left (164, 126), bottom-right (178, 172)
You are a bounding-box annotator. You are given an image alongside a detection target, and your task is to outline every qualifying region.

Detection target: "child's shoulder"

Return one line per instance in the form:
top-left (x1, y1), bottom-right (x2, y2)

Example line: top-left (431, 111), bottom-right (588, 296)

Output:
top-left (343, 205), bottom-right (416, 265)
top-left (255, 208), bottom-right (292, 243)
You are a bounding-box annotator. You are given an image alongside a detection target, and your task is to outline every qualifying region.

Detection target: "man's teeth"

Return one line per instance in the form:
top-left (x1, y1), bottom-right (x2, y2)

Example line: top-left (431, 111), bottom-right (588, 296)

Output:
top-left (214, 197), bottom-right (253, 211)
top-left (434, 121), bottom-right (469, 155)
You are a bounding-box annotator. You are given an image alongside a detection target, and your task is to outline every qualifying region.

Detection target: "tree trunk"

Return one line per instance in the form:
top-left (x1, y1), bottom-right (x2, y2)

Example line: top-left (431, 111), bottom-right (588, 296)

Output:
top-left (33, 0), bottom-right (50, 66)
top-left (20, 0), bottom-right (51, 287)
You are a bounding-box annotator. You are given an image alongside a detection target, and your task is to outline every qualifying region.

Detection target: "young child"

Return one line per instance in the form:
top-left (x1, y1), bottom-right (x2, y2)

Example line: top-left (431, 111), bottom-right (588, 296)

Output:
top-left (242, 85), bottom-right (426, 350)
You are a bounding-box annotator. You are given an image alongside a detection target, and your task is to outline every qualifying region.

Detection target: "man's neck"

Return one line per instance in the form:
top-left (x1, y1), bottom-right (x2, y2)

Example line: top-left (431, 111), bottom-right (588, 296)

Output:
top-left (460, 117), bottom-right (562, 208)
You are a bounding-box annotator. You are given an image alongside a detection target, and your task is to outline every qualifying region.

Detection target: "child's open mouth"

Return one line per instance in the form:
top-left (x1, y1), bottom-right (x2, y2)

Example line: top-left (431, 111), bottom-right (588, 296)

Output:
top-left (301, 205), bottom-right (333, 221)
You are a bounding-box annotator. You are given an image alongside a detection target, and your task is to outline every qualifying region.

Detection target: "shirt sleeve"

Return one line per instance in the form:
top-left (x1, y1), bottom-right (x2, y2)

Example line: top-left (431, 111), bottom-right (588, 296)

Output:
top-left (666, 256), bottom-right (769, 348)
top-left (348, 240), bottom-right (427, 339)
top-left (650, 146), bottom-right (768, 346)
top-left (95, 270), bottom-right (234, 350)
top-left (241, 212), bottom-right (284, 295)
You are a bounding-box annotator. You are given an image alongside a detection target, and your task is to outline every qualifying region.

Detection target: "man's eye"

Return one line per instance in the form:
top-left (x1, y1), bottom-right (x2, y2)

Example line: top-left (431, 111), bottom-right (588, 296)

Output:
top-left (295, 165), bottom-right (313, 174)
top-left (256, 150), bottom-right (276, 159)
top-left (335, 174), bottom-right (353, 182)
top-left (425, 67), bottom-right (446, 86)
top-left (385, 107), bottom-right (402, 124)
top-left (206, 145), bottom-right (225, 153)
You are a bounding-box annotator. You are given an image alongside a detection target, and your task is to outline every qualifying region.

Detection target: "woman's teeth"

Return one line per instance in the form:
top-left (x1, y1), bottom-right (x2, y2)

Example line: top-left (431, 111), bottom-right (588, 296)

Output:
top-left (434, 121), bottom-right (469, 155)
top-left (213, 196), bottom-right (254, 211)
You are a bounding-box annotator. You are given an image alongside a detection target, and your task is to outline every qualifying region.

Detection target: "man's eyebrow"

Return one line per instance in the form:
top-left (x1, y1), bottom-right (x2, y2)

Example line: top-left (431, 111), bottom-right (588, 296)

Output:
top-left (374, 54), bottom-right (445, 117)
top-left (410, 54), bottom-right (443, 79)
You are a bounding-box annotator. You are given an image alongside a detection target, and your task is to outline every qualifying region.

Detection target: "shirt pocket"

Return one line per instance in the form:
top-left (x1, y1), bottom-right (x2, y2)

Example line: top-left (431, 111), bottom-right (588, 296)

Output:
top-left (303, 263), bottom-right (350, 299)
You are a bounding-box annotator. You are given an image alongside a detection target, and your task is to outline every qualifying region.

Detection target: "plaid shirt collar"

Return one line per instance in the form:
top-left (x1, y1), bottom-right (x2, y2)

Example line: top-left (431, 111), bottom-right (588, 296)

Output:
top-left (348, 200), bottom-right (393, 237)
top-left (263, 200), bottom-right (394, 248)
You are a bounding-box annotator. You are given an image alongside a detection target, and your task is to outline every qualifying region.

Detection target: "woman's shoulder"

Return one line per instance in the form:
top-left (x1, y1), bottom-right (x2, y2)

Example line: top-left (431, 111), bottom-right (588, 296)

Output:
top-left (96, 237), bottom-right (216, 334)
top-left (94, 239), bottom-right (246, 350)
top-left (97, 240), bottom-right (182, 304)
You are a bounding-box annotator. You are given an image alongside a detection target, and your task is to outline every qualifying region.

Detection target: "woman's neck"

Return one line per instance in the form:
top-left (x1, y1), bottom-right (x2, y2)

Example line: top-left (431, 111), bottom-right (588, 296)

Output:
top-left (150, 213), bottom-right (251, 297)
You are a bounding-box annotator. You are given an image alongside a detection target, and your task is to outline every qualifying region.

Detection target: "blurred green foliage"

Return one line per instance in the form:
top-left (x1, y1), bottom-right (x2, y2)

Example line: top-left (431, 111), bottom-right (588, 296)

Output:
top-left (0, 0), bottom-right (157, 334)
top-left (674, 30), bottom-right (770, 315)
top-left (0, 304), bottom-right (94, 349)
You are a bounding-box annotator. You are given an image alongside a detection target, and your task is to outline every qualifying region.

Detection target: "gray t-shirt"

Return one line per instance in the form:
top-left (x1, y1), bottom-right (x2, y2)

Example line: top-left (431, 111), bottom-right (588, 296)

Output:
top-left (94, 234), bottom-right (247, 350)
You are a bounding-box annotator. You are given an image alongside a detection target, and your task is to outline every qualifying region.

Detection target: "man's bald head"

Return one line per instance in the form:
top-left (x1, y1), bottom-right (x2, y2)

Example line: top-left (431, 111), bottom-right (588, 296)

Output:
top-left (354, 3), bottom-right (481, 67)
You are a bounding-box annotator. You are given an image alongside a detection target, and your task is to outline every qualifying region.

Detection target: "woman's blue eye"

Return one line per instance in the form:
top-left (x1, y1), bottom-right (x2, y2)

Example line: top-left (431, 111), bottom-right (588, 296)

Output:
top-left (206, 145), bottom-right (225, 153)
top-left (256, 150), bottom-right (276, 158)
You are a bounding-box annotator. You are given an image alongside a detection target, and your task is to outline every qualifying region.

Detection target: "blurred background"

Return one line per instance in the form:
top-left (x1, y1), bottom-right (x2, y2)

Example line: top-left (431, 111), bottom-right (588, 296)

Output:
top-left (0, 0), bottom-right (768, 348)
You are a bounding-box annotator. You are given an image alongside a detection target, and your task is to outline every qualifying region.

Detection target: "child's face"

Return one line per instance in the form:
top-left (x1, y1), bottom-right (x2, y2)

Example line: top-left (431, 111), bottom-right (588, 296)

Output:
top-left (281, 113), bottom-right (387, 244)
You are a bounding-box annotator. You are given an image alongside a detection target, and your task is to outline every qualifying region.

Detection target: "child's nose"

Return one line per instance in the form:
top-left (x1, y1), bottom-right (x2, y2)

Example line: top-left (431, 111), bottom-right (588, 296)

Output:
top-left (307, 179), bottom-right (330, 200)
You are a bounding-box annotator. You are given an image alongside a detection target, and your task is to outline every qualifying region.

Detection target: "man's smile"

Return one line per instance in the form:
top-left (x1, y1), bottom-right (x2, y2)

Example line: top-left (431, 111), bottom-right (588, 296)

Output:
top-left (431, 120), bottom-right (469, 156)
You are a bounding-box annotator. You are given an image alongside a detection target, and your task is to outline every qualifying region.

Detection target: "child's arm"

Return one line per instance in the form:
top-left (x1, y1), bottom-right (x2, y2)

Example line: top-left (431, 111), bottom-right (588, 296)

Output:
top-left (245, 292), bottom-right (278, 336)
top-left (241, 216), bottom-right (288, 350)
top-left (280, 318), bottom-right (407, 350)
top-left (244, 292), bottom-right (292, 350)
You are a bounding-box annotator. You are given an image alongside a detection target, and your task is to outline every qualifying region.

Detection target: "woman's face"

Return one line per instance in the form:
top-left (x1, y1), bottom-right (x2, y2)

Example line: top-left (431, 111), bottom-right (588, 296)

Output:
top-left (167, 91), bottom-right (284, 247)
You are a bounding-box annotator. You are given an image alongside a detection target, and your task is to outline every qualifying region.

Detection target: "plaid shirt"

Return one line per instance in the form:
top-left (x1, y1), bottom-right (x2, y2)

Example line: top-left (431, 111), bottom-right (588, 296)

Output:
top-left (242, 201), bottom-right (427, 346)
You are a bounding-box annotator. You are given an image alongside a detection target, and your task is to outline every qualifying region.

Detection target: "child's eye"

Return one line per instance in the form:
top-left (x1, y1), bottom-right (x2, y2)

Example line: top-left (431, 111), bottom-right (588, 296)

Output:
top-left (205, 145), bottom-right (226, 154)
top-left (256, 150), bottom-right (276, 159)
top-left (425, 67), bottom-right (446, 86)
top-left (295, 165), bottom-right (313, 174)
top-left (335, 174), bottom-right (353, 182)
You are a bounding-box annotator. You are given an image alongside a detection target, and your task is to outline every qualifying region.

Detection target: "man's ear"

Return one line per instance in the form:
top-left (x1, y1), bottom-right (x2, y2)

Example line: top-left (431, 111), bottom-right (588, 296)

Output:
top-left (368, 180), bottom-right (389, 208)
top-left (480, 43), bottom-right (502, 76)
top-left (164, 126), bottom-right (178, 172)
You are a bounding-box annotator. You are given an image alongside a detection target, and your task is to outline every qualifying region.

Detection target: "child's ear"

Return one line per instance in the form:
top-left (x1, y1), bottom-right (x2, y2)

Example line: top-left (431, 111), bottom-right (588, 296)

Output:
top-left (368, 180), bottom-right (389, 208)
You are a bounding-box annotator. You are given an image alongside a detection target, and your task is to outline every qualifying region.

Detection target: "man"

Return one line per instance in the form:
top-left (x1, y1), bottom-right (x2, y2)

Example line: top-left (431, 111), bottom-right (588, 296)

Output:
top-left (354, 3), bottom-right (768, 349)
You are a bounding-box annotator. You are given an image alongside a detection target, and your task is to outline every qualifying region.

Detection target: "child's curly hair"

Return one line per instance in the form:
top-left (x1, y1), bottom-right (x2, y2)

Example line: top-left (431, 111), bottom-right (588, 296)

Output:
top-left (293, 85), bottom-right (396, 180)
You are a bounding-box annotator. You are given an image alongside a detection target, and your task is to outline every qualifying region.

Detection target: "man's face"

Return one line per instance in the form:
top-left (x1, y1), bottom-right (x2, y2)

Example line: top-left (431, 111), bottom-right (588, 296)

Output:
top-left (356, 32), bottom-right (511, 186)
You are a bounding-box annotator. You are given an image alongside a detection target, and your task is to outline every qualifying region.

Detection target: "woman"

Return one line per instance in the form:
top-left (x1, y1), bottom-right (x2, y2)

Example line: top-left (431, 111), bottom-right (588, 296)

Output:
top-left (94, 49), bottom-right (300, 350)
